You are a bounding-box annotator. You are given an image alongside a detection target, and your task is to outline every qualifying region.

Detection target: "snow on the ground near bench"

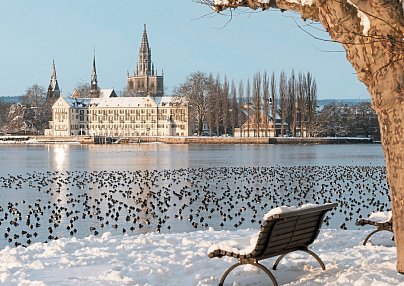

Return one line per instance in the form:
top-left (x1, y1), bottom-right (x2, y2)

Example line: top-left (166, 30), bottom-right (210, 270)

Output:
top-left (0, 229), bottom-right (401, 286)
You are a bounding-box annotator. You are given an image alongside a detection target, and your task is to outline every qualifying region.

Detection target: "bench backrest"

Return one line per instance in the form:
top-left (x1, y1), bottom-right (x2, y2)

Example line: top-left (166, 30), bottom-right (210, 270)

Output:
top-left (250, 203), bottom-right (337, 259)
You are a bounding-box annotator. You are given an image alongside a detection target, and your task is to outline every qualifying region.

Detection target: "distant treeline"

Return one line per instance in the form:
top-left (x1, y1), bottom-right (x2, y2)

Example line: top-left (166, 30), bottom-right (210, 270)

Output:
top-left (0, 96), bottom-right (22, 104)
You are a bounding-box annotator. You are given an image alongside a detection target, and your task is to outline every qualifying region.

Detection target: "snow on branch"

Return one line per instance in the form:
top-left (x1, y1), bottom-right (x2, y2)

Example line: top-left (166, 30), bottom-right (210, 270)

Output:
top-left (347, 0), bottom-right (371, 36)
top-left (203, 0), bottom-right (319, 21)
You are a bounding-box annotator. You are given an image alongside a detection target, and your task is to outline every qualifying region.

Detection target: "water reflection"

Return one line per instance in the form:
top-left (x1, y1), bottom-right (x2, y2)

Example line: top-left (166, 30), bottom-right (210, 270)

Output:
top-left (0, 143), bottom-right (385, 177)
top-left (50, 145), bottom-right (68, 171)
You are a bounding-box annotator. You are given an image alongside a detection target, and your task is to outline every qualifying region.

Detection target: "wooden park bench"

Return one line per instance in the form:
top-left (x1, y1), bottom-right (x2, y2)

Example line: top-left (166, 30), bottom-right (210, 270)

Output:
top-left (356, 211), bottom-right (393, 246)
top-left (208, 203), bottom-right (337, 286)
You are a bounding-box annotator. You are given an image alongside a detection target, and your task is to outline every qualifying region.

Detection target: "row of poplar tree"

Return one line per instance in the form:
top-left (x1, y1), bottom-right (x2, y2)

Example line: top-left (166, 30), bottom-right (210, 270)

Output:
top-left (174, 70), bottom-right (317, 137)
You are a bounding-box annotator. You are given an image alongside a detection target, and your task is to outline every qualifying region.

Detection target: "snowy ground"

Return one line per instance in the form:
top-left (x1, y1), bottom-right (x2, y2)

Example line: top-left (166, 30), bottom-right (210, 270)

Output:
top-left (0, 228), bottom-right (402, 286)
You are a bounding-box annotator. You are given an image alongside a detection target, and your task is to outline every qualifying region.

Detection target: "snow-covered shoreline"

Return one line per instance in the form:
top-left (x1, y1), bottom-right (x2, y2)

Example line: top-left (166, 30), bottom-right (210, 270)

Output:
top-left (0, 228), bottom-right (401, 285)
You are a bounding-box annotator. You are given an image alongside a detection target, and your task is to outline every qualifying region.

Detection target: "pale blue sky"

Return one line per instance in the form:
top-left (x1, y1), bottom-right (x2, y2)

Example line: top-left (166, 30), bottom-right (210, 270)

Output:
top-left (0, 0), bottom-right (369, 100)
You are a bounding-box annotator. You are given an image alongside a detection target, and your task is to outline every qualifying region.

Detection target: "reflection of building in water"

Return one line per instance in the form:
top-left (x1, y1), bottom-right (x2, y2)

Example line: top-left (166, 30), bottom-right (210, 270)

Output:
top-left (86, 144), bottom-right (190, 171)
top-left (51, 145), bottom-right (68, 170)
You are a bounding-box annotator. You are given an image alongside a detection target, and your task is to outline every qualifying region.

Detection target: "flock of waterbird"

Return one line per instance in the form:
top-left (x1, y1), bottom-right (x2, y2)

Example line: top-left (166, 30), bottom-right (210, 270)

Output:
top-left (0, 165), bottom-right (390, 247)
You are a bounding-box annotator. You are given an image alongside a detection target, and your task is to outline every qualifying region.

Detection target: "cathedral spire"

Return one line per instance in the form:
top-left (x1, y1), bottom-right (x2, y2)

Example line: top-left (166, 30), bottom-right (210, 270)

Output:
top-left (47, 59), bottom-right (60, 98)
top-left (138, 24), bottom-right (152, 76)
top-left (127, 25), bottom-right (164, 96)
top-left (90, 49), bottom-right (98, 97)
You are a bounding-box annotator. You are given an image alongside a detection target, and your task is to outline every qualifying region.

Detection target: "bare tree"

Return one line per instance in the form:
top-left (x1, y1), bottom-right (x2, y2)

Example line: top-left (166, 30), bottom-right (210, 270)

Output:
top-left (21, 84), bottom-right (46, 107)
top-left (246, 79), bottom-right (251, 137)
top-left (206, 73), bottom-right (216, 135)
top-left (351, 102), bottom-right (380, 139)
top-left (262, 72), bottom-right (270, 137)
top-left (297, 72), bottom-right (307, 137)
top-left (72, 83), bottom-right (91, 98)
top-left (0, 102), bottom-right (11, 132)
top-left (238, 80), bottom-right (244, 137)
top-left (288, 70), bottom-right (297, 136)
top-left (19, 84), bottom-right (54, 134)
top-left (4, 103), bottom-right (35, 134)
top-left (270, 72), bottom-right (277, 137)
top-left (252, 72), bottom-right (261, 137)
top-left (222, 77), bottom-right (229, 135)
top-left (230, 80), bottom-right (237, 135)
top-left (215, 75), bottom-right (222, 135)
top-left (174, 71), bottom-right (209, 135)
top-left (279, 71), bottom-right (287, 136)
top-left (305, 72), bottom-right (317, 137)
top-left (199, 0), bottom-right (404, 271)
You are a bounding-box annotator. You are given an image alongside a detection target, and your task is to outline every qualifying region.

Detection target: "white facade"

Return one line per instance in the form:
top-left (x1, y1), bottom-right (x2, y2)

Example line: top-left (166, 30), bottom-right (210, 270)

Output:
top-left (46, 95), bottom-right (193, 137)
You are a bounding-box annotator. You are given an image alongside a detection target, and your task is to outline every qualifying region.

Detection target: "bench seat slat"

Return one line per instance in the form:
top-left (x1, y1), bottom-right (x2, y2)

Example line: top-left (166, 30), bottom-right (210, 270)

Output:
top-left (268, 227), bottom-right (319, 244)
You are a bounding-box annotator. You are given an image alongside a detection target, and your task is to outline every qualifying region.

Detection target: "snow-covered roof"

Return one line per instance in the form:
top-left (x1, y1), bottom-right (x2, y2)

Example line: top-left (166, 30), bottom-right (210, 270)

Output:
top-left (99, 89), bottom-right (117, 99)
top-left (59, 95), bottom-right (185, 109)
top-left (62, 97), bottom-right (92, 108)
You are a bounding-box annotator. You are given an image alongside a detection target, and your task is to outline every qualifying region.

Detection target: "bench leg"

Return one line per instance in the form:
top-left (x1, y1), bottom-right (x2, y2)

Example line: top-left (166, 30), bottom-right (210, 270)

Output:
top-left (363, 229), bottom-right (383, 246)
top-left (272, 249), bottom-right (325, 271)
top-left (218, 261), bottom-right (278, 286)
top-left (363, 228), bottom-right (394, 246)
top-left (303, 249), bottom-right (326, 270)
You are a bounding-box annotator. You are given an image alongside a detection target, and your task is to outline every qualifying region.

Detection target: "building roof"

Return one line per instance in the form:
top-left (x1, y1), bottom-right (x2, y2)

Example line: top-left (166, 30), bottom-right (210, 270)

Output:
top-left (99, 89), bottom-right (117, 99)
top-left (59, 95), bottom-right (186, 108)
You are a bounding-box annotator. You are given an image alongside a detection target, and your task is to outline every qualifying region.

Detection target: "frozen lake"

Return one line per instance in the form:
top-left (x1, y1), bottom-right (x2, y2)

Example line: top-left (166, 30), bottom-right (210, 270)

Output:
top-left (0, 143), bottom-right (389, 249)
top-left (0, 143), bottom-right (386, 174)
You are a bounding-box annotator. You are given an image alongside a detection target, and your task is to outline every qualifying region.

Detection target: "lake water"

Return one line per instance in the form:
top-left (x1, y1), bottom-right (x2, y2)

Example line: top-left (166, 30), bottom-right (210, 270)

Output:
top-left (1, 143), bottom-right (386, 174)
top-left (0, 143), bottom-right (389, 249)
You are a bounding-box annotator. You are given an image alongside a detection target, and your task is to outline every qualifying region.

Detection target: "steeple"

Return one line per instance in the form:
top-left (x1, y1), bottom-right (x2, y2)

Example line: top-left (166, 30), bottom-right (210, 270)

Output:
top-left (47, 59), bottom-right (60, 98)
top-left (90, 49), bottom-right (99, 97)
top-left (127, 25), bottom-right (164, 96)
top-left (138, 24), bottom-right (152, 76)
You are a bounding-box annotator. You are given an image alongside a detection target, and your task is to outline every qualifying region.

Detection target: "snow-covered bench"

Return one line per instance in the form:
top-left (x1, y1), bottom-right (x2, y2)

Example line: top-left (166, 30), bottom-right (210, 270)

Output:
top-left (208, 203), bottom-right (337, 286)
top-left (356, 211), bottom-right (393, 245)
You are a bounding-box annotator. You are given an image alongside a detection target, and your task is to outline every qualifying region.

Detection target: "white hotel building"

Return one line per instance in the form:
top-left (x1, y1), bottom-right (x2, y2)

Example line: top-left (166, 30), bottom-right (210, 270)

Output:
top-left (48, 94), bottom-right (192, 137)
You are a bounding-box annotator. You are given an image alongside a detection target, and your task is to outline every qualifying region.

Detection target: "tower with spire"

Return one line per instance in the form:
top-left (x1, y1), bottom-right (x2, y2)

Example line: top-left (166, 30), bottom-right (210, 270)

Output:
top-left (47, 60), bottom-right (60, 98)
top-left (90, 50), bottom-right (99, 97)
top-left (127, 24), bottom-right (164, 96)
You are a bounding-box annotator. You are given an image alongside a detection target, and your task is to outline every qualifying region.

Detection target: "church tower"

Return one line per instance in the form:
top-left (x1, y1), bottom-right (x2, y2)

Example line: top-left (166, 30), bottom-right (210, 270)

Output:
top-left (90, 51), bottom-right (99, 97)
top-left (47, 60), bottom-right (60, 98)
top-left (127, 24), bottom-right (164, 96)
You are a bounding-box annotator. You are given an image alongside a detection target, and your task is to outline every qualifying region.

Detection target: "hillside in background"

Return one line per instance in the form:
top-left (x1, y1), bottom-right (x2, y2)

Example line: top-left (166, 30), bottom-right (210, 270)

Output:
top-left (0, 96), bottom-right (21, 104)
top-left (317, 98), bottom-right (371, 107)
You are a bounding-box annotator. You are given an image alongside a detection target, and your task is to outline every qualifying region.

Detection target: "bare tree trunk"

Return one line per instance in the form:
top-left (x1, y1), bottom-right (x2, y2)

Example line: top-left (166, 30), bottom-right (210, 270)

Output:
top-left (246, 79), bottom-right (251, 137)
top-left (222, 77), bottom-right (229, 135)
top-left (288, 70), bottom-right (297, 137)
top-left (279, 71), bottom-right (287, 137)
top-left (231, 80), bottom-right (237, 136)
top-left (271, 72), bottom-right (277, 137)
top-left (238, 80), bottom-right (244, 137)
top-left (207, 74), bottom-right (215, 135)
top-left (253, 72), bottom-right (261, 137)
top-left (215, 75), bottom-right (221, 136)
top-left (308, 79), bottom-right (317, 137)
top-left (298, 72), bottom-right (307, 137)
top-left (263, 72), bottom-right (270, 137)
